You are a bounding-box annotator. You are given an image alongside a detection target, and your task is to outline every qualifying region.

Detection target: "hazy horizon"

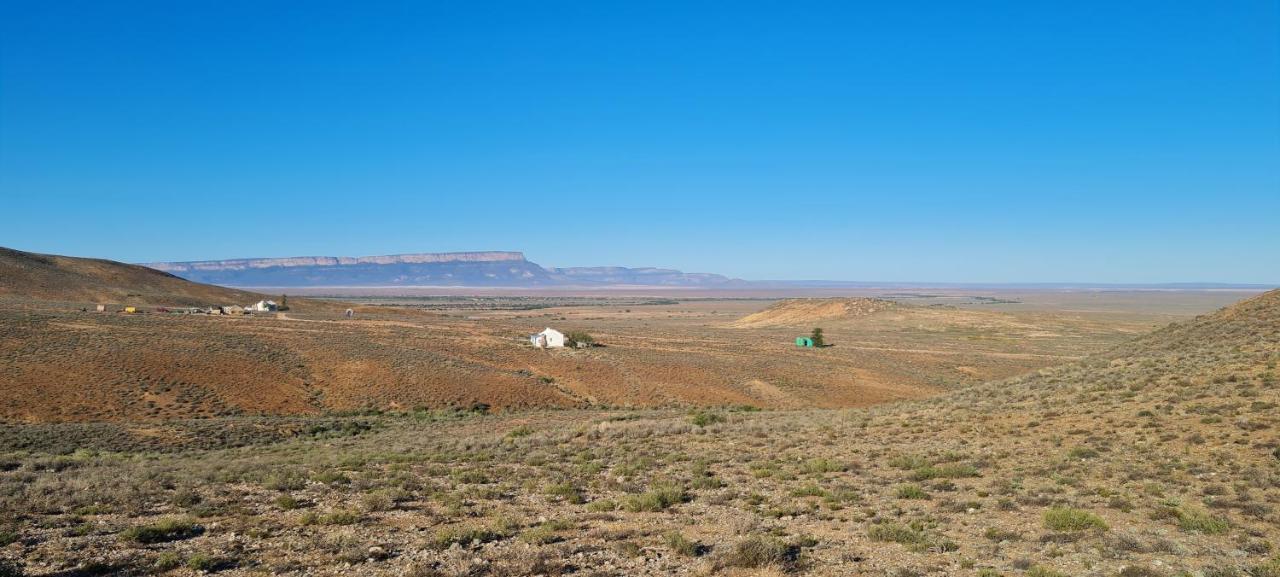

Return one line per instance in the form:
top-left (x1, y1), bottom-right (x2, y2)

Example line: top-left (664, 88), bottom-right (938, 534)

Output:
top-left (0, 244), bottom-right (1270, 287)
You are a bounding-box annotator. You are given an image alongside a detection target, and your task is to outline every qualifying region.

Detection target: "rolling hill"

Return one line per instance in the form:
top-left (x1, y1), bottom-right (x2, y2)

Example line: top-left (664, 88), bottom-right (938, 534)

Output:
top-left (934, 286), bottom-right (1279, 411)
top-left (0, 246), bottom-right (269, 307)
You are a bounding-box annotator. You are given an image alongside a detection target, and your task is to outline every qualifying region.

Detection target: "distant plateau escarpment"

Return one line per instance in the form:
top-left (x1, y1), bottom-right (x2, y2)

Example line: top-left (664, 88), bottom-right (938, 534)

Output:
top-left (143, 252), bottom-right (741, 288)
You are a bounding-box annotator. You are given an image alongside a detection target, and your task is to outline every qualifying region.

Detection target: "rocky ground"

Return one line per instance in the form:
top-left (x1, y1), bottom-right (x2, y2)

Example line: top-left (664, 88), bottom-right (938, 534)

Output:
top-left (0, 291), bottom-right (1276, 576)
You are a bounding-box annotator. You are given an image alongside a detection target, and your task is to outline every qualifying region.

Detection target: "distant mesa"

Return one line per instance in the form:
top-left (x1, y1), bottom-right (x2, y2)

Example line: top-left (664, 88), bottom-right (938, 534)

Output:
top-left (147, 251), bottom-right (528, 273)
top-left (731, 297), bottom-right (899, 328)
top-left (143, 252), bottom-right (740, 288)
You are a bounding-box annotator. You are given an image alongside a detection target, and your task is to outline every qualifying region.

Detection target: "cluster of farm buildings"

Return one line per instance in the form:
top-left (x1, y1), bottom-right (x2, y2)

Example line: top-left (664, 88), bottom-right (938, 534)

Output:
top-left (97, 299), bottom-right (281, 315)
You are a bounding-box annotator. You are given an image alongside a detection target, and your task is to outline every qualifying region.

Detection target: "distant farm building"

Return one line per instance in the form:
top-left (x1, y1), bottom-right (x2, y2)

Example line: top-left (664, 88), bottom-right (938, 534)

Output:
top-left (95, 304), bottom-right (106, 312)
top-left (531, 327), bottom-right (567, 349)
top-left (249, 300), bottom-right (278, 312)
top-left (795, 337), bottom-right (814, 348)
top-left (123, 306), bottom-right (138, 314)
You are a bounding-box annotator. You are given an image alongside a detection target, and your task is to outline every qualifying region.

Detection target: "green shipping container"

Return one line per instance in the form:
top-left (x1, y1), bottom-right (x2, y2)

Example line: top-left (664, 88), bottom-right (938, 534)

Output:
top-left (795, 337), bottom-right (813, 347)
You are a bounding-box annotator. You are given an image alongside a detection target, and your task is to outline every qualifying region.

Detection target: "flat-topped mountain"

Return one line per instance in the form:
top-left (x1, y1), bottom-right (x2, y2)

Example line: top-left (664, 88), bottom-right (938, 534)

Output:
top-left (148, 251), bottom-right (527, 272)
top-left (145, 251), bottom-right (555, 287)
top-left (144, 252), bottom-right (740, 288)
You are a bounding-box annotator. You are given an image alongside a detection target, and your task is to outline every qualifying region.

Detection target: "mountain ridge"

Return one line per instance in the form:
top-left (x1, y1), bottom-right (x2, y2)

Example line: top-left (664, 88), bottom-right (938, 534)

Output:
top-left (144, 252), bottom-right (741, 288)
top-left (146, 251), bottom-right (527, 272)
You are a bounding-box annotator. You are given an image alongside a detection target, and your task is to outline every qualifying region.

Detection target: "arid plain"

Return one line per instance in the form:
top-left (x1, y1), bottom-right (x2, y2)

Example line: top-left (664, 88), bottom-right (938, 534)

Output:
top-left (3, 269), bottom-right (1278, 577)
top-left (0, 288), bottom-right (1246, 423)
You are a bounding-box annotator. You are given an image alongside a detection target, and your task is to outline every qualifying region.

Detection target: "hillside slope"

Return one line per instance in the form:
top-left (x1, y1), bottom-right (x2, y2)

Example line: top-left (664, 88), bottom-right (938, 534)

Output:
top-left (932, 287), bottom-right (1279, 411)
top-left (2, 292), bottom-right (1275, 576)
top-left (831, 288), bottom-right (1280, 572)
top-left (0, 247), bottom-right (268, 307)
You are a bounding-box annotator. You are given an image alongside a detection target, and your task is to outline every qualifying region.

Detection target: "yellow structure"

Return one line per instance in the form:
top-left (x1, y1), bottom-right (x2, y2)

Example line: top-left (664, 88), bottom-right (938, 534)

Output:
top-left (123, 306), bottom-right (137, 314)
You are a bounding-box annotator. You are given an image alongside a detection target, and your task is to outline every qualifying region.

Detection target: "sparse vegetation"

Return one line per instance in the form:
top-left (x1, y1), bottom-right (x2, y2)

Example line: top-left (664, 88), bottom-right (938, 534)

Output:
top-left (0, 285), bottom-right (1274, 574)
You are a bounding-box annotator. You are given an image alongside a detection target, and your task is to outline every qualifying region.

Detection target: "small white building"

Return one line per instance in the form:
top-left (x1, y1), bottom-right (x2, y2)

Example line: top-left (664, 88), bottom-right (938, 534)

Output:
top-left (249, 300), bottom-right (278, 312)
top-left (530, 327), bottom-right (566, 349)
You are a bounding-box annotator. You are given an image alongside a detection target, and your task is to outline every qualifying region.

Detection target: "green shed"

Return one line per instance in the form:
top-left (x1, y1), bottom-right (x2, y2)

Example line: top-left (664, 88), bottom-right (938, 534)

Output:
top-left (795, 337), bottom-right (814, 347)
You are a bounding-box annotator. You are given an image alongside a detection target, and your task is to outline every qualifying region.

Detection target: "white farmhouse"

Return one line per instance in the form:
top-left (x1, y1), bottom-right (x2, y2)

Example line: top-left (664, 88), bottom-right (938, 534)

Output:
top-left (530, 327), bottom-right (566, 348)
top-left (249, 300), bottom-right (278, 312)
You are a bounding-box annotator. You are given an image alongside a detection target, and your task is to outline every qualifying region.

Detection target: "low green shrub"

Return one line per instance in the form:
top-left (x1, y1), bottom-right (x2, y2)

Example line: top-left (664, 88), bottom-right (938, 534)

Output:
top-left (274, 495), bottom-right (301, 510)
top-left (1177, 508), bottom-right (1229, 534)
top-left (868, 523), bottom-right (926, 545)
top-left (622, 481), bottom-right (687, 512)
top-left (800, 457), bottom-right (846, 474)
top-left (663, 531), bottom-right (699, 556)
top-left (689, 411), bottom-right (725, 427)
top-left (723, 535), bottom-right (796, 568)
top-left (896, 484), bottom-right (929, 500)
top-left (431, 523), bottom-right (511, 549)
top-left (910, 463), bottom-right (978, 481)
top-left (518, 520), bottom-right (573, 545)
top-left (1043, 507), bottom-right (1108, 532)
top-left (120, 517), bottom-right (201, 544)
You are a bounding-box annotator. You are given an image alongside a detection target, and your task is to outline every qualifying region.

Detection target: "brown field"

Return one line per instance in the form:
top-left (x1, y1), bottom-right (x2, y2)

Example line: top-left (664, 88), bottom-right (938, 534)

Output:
top-left (0, 289), bottom-right (1249, 423)
top-left (0, 289), bottom-right (1276, 576)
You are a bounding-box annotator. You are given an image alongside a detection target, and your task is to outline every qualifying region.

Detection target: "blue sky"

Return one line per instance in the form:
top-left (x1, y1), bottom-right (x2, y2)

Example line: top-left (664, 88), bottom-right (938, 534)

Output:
top-left (1, 1), bottom-right (1277, 283)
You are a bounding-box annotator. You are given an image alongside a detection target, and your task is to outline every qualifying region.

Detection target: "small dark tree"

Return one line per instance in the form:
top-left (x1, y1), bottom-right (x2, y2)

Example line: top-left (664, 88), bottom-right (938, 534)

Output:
top-left (810, 328), bottom-right (825, 347)
top-left (279, 294), bottom-right (290, 311)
